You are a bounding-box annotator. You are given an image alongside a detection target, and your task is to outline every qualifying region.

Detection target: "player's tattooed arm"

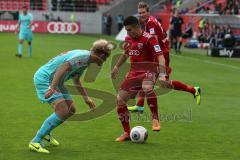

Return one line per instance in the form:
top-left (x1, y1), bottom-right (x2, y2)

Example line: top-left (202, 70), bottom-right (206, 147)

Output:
top-left (157, 54), bottom-right (167, 81)
top-left (45, 62), bottom-right (71, 99)
top-left (111, 54), bottom-right (129, 79)
top-left (157, 55), bottom-right (172, 89)
top-left (51, 62), bottom-right (71, 90)
top-left (72, 74), bottom-right (96, 110)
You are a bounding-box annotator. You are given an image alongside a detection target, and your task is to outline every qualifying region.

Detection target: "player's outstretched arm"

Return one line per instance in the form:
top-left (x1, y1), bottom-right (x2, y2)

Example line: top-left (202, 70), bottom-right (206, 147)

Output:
top-left (72, 75), bottom-right (96, 110)
top-left (157, 54), bottom-right (167, 81)
top-left (111, 54), bottom-right (129, 79)
top-left (157, 54), bottom-right (172, 89)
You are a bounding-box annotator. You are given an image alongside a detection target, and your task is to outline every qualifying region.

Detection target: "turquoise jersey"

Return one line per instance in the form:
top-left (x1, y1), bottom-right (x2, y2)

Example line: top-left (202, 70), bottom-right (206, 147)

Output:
top-left (33, 50), bottom-right (90, 103)
top-left (19, 13), bottom-right (33, 33)
top-left (35, 50), bottom-right (90, 83)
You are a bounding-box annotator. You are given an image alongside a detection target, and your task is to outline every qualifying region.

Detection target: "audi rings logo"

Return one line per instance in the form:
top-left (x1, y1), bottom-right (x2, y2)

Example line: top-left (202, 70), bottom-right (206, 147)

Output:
top-left (47, 22), bottom-right (80, 34)
top-left (129, 50), bottom-right (140, 56)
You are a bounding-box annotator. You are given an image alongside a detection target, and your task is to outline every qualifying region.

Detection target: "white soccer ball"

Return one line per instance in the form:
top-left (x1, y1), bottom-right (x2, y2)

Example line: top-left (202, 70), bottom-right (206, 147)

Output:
top-left (130, 126), bottom-right (148, 143)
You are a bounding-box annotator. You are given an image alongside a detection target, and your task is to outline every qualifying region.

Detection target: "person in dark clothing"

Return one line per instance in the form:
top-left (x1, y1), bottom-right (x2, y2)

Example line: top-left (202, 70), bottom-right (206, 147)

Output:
top-left (170, 11), bottom-right (184, 54)
top-left (106, 14), bottom-right (112, 35)
top-left (223, 27), bottom-right (236, 47)
top-left (182, 23), bottom-right (193, 39)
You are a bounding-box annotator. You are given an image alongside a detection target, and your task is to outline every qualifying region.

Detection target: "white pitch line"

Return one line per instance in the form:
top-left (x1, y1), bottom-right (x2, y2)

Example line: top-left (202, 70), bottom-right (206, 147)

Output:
top-left (172, 54), bottom-right (240, 71)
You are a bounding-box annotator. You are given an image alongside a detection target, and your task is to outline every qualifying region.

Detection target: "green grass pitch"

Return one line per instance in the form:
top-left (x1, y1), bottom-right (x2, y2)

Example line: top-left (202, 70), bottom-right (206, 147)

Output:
top-left (0, 32), bottom-right (240, 160)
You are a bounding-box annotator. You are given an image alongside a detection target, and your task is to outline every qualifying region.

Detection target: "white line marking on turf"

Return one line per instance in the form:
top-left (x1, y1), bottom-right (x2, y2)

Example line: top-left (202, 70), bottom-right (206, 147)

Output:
top-left (172, 54), bottom-right (240, 71)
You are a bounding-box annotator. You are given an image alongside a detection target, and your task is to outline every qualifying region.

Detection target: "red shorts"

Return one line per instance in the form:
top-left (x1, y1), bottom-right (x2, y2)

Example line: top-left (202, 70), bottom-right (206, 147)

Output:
top-left (120, 71), bottom-right (158, 98)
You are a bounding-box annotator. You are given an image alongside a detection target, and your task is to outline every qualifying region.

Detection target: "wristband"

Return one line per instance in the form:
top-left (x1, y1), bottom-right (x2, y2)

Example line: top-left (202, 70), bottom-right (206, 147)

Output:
top-left (159, 72), bottom-right (167, 77)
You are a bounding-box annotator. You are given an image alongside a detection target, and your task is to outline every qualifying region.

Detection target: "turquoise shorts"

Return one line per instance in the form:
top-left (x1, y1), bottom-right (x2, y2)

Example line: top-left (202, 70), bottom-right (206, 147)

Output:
top-left (19, 31), bottom-right (33, 42)
top-left (33, 73), bottom-right (72, 104)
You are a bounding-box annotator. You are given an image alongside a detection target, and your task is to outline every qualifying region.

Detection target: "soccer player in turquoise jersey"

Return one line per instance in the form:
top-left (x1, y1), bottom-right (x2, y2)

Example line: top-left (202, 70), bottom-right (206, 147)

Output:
top-left (15, 5), bottom-right (33, 58)
top-left (29, 39), bottom-right (112, 154)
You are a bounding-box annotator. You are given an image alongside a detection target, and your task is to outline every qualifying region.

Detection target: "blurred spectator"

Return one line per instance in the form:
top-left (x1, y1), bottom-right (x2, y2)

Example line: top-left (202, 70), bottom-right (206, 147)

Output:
top-left (70, 13), bottom-right (75, 22)
top-left (103, 13), bottom-right (112, 35)
top-left (50, 13), bottom-right (55, 21)
top-left (42, 13), bottom-right (50, 21)
top-left (198, 23), bottom-right (237, 48)
top-left (116, 14), bottom-right (124, 32)
top-left (175, 0), bottom-right (182, 9)
top-left (57, 16), bottom-right (62, 22)
top-left (182, 23), bottom-right (193, 39)
top-left (180, 0), bottom-right (240, 15)
top-left (198, 29), bottom-right (208, 43)
top-left (198, 17), bottom-right (206, 30)
top-left (103, 13), bottom-right (108, 34)
top-left (106, 14), bottom-right (112, 35)
top-left (223, 27), bottom-right (236, 47)
top-left (215, 3), bottom-right (222, 14)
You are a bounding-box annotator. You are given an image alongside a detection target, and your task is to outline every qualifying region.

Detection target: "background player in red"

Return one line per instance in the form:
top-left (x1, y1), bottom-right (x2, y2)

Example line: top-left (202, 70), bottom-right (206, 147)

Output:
top-left (111, 16), bottom-right (167, 142)
top-left (128, 2), bottom-right (201, 112)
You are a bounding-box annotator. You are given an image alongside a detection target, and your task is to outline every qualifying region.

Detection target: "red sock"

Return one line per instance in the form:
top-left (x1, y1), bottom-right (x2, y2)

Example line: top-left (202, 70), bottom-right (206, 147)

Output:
top-left (146, 91), bottom-right (159, 120)
top-left (137, 90), bottom-right (145, 107)
top-left (117, 106), bottom-right (130, 134)
top-left (171, 80), bottom-right (195, 95)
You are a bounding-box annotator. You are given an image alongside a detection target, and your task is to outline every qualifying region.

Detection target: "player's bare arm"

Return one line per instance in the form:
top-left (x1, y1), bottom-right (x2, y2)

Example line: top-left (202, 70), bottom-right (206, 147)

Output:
top-left (111, 53), bottom-right (129, 79)
top-left (15, 22), bottom-right (20, 34)
top-left (72, 74), bottom-right (96, 110)
top-left (28, 21), bottom-right (33, 29)
top-left (157, 54), bottom-right (167, 81)
top-left (45, 62), bottom-right (71, 98)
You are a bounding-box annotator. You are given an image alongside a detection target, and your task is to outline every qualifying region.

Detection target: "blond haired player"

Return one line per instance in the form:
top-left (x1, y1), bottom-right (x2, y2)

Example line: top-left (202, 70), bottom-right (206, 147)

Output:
top-left (29, 39), bottom-right (112, 153)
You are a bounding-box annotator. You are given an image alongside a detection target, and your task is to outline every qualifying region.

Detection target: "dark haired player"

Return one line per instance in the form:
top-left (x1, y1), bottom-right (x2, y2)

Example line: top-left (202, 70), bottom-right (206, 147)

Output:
top-left (111, 16), bottom-right (167, 141)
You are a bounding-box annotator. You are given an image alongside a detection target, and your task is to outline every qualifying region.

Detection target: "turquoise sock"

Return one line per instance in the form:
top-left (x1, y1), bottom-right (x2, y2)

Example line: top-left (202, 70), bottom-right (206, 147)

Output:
top-left (32, 113), bottom-right (63, 143)
top-left (28, 45), bottom-right (32, 57)
top-left (18, 44), bottom-right (23, 55)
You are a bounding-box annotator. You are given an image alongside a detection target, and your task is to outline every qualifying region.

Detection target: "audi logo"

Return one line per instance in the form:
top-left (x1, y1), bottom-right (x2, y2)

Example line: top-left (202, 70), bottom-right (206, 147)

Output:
top-left (129, 50), bottom-right (140, 56)
top-left (47, 22), bottom-right (79, 34)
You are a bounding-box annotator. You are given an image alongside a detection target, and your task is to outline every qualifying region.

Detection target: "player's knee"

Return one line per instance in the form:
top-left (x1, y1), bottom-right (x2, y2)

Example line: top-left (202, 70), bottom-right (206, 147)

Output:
top-left (142, 84), bottom-right (153, 93)
top-left (55, 106), bottom-right (69, 119)
top-left (116, 95), bottom-right (124, 107)
top-left (54, 101), bottom-right (68, 114)
top-left (116, 94), bottom-right (127, 107)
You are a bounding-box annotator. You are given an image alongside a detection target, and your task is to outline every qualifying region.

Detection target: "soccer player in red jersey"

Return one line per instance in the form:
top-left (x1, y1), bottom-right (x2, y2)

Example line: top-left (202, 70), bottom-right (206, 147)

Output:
top-left (128, 2), bottom-right (201, 112)
top-left (111, 16), bottom-right (167, 141)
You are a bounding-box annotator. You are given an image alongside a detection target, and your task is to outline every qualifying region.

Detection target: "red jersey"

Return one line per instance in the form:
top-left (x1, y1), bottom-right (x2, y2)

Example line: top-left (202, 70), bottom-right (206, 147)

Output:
top-left (144, 16), bottom-right (169, 54)
top-left (124, 31), bottom-right (162, 73)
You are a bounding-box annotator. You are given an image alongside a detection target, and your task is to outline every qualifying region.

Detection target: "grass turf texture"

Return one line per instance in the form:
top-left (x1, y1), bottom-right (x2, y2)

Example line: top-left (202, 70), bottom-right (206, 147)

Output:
top-left (0, 32), bottom-right (240, 160)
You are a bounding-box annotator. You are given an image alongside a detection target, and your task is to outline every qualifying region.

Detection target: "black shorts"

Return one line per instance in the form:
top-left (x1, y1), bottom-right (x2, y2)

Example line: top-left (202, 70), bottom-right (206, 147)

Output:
top-left (172, 30), bottom-right (182, 38)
